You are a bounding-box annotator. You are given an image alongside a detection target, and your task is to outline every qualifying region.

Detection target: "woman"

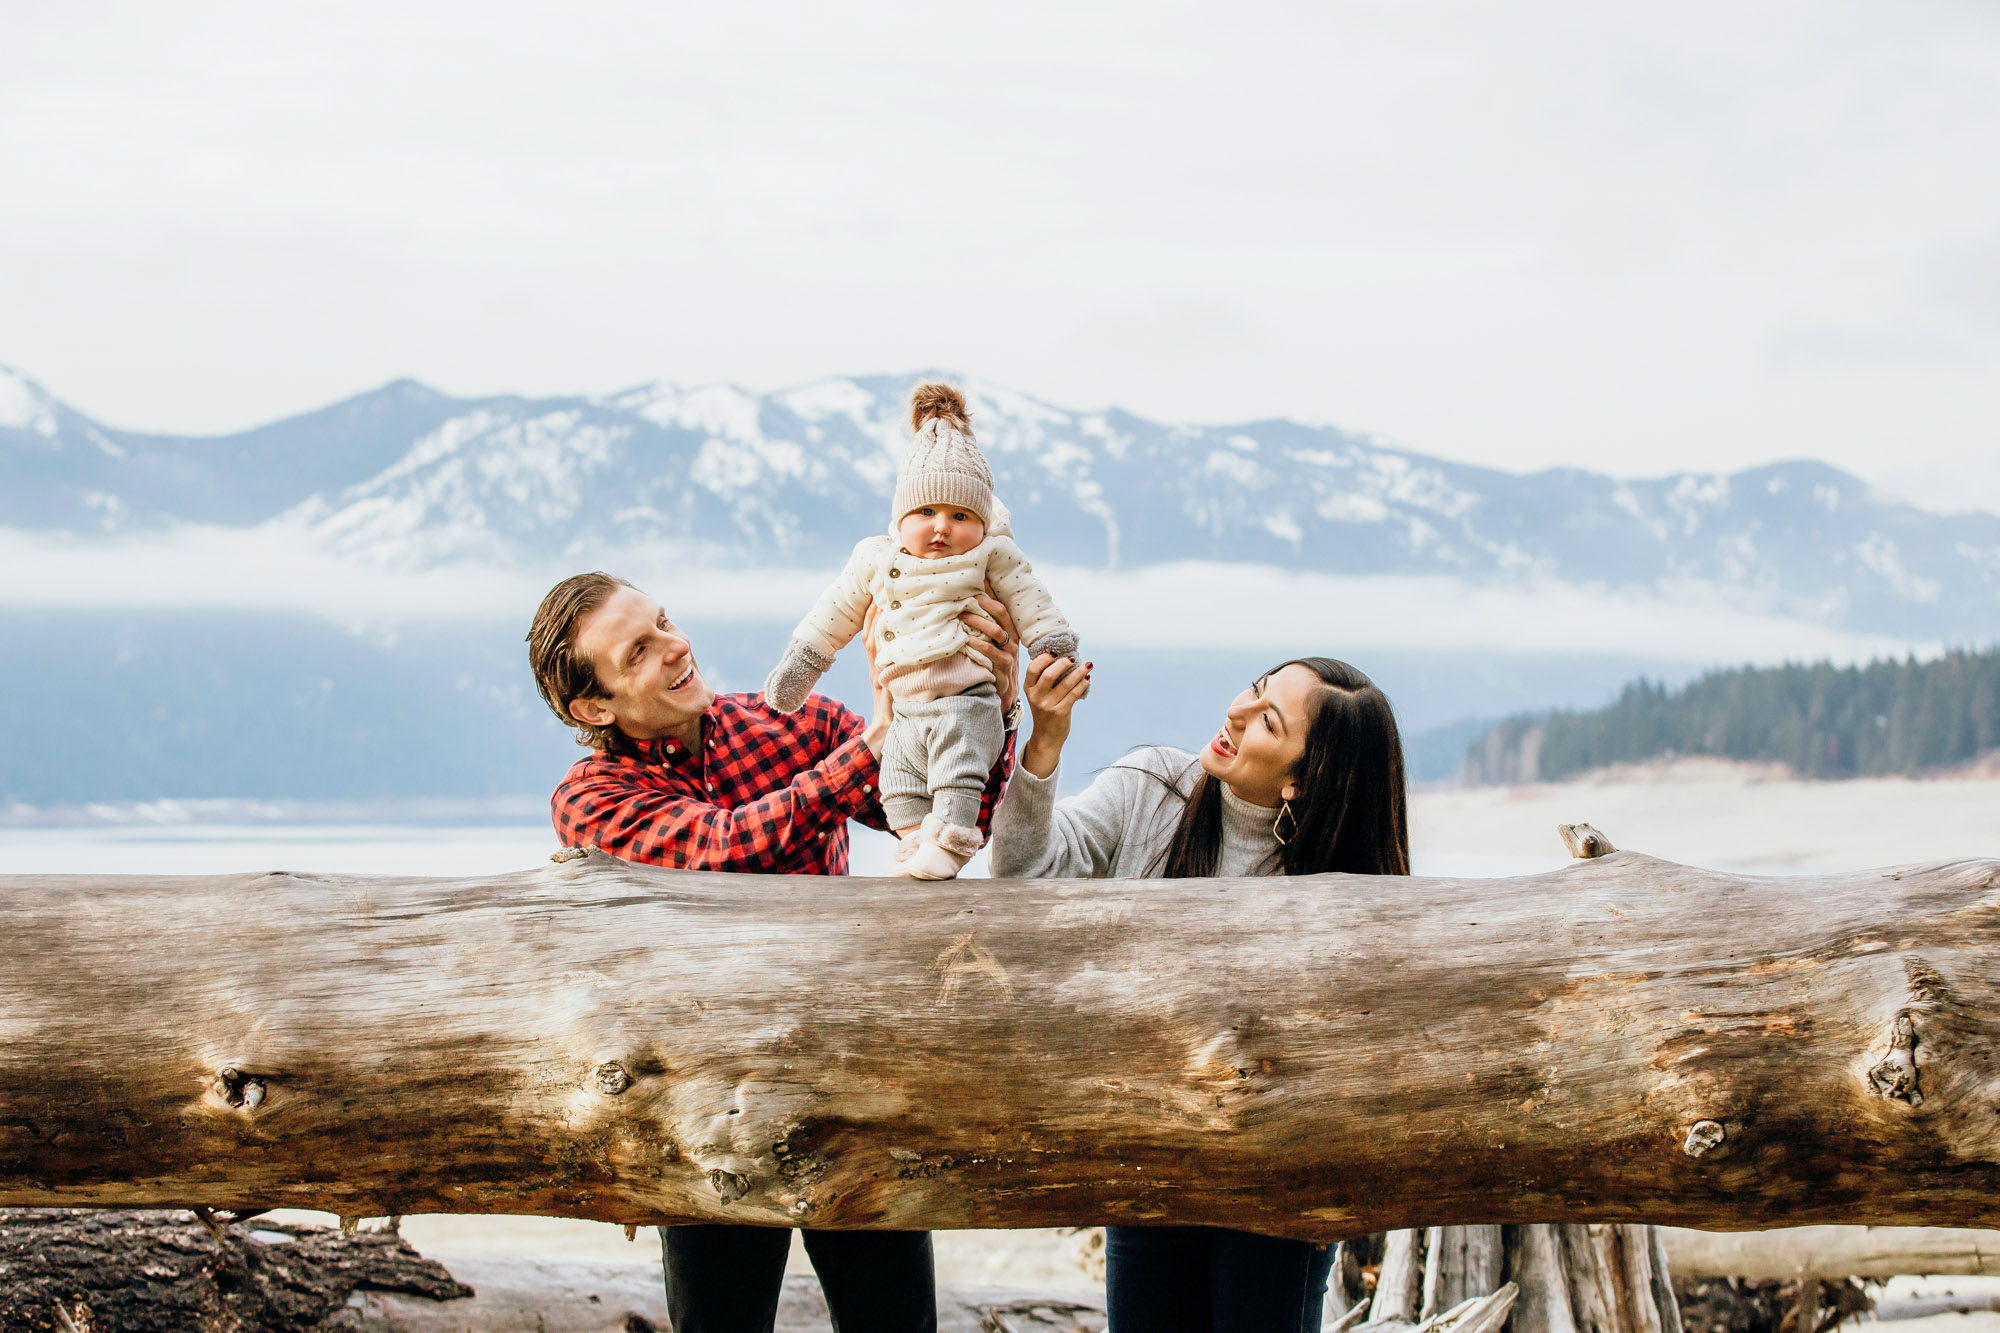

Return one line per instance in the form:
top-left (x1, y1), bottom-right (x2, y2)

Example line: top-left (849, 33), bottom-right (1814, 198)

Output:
top-left (990, 651), bottom-right (1410, 1333)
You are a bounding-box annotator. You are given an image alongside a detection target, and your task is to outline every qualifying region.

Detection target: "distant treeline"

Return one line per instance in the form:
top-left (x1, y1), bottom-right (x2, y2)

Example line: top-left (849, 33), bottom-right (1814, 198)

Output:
top-left (1464, 646), bottom-right (2000, 783)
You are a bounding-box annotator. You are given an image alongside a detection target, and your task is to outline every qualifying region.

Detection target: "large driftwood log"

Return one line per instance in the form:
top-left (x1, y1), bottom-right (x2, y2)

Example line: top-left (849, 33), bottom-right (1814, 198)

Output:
top-left (2, 847), bottom-right (1998, 1236)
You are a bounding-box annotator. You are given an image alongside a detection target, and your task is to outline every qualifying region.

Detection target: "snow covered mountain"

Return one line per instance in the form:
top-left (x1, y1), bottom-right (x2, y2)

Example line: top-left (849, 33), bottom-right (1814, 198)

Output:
top-left (5, 365), bottom-right (1997, 640)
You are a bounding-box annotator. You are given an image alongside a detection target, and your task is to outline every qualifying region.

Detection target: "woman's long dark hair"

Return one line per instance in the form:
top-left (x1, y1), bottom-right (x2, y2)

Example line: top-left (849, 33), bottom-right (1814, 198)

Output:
top-left (1144, 657), bottom-right (1409, 879)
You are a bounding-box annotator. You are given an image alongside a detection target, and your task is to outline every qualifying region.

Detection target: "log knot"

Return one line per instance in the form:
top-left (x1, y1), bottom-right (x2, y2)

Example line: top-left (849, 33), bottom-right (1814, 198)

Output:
top-left (1684, 1120), bottom-right (1726, 1157)
top-left (213, 1067), bottom-right (266, 1111)
top-left (593, 1062), bottom-right (633, 1096)
top-left (1867, 1013), bottom-right (1923, 1107)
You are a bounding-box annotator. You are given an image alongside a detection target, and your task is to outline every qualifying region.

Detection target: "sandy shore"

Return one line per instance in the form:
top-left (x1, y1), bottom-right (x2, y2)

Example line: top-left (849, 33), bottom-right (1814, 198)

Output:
top-left (1410, 758), bottom-right (2000, 876)
top-left (256, 1211), bottom-right (1101, 1292)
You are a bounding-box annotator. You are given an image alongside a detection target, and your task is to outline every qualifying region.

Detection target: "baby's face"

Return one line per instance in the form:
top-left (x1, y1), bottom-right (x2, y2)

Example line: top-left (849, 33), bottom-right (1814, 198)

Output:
top-left (897, 505), bottom-right (986, 559)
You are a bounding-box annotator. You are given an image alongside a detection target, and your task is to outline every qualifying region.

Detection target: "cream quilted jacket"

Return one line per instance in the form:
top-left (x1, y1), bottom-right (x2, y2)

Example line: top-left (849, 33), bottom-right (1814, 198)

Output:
top-left (792, 528), bottom-right (1073, 670)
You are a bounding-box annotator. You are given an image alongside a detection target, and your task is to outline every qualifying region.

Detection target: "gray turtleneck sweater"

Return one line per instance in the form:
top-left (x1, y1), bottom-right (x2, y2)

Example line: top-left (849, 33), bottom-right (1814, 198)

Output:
top-left (988, 745), bottom-right (1283, 880)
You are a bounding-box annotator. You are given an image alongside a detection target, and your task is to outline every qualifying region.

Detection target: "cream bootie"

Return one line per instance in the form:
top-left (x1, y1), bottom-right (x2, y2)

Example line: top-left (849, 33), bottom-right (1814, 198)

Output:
top-left (889, 813), bottom-right (984, 880)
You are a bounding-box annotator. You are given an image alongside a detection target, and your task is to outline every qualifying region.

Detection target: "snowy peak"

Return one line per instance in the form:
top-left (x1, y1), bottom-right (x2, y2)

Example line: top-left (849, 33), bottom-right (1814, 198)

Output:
top-left (0, 367), bottom-right (60, 438)
top-left (3, 370), bottom-right (1997, 641)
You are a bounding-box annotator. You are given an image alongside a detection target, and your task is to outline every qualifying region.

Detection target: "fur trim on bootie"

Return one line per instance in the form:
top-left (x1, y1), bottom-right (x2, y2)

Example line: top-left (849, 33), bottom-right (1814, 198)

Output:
top-left (885, 813), bottom-right (982, 880)
top-left (896, 839), bottom-right (964, 880)
top-left (923, 813), bottom-right (986, 860)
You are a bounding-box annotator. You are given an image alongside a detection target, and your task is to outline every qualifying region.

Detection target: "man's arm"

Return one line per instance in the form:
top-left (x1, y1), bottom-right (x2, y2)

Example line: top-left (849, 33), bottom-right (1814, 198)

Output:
top-left (553, 738), bottom-right (881, 871)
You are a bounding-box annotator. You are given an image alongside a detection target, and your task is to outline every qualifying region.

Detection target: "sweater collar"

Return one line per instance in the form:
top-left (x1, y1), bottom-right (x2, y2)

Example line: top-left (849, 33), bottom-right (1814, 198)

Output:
top-left (1217, 781), bottom-right (1283, 853)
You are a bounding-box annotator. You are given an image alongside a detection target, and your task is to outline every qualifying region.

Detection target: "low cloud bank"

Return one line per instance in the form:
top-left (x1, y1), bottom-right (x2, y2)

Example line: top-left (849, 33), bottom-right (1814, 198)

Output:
top-left (0, 524), bottom-right (1936, 668)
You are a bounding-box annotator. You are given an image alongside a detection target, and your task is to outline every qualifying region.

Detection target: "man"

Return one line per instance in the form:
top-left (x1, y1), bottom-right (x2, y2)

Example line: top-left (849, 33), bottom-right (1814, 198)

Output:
top-left (526, 570), bottom-right (1020, 1333)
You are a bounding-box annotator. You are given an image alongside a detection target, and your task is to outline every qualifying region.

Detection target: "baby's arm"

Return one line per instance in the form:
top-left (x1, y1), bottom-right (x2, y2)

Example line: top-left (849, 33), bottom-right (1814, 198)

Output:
top-left (985, 537), bottom-right (1078, 661)
top-left (765, 541), bottom-right (879, 713)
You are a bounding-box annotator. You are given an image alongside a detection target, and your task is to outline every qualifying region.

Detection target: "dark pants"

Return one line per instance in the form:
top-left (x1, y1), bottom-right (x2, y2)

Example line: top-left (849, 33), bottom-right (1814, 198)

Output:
top-left (659, 1224), bottom-right (937, 1333)
top-left (1106, 1226), bottom-right (1334, 1333)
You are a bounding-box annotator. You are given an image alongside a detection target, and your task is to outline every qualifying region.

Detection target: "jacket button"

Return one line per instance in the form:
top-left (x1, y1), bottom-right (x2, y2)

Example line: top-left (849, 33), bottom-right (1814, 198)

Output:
top-left (889, 569), bottom-right (901, 578)
top-left (890, 600), bottom-right (901, 609)
top-left (883, 629), bottom-right (895, 640)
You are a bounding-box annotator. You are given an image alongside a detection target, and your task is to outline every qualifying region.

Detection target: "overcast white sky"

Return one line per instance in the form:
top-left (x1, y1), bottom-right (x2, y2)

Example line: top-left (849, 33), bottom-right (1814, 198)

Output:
top-left (4, 1), bottom-right (1998, 505)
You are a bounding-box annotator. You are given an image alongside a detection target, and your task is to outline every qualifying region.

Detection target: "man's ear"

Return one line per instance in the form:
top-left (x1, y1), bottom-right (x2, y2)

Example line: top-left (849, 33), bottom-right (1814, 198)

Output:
top-left (569, 695), bottom-right (615, 729)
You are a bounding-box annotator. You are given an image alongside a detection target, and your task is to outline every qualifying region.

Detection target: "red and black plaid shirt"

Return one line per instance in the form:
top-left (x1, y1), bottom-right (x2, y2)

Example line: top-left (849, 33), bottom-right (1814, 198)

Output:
top-left (551, 691), bottom-right (1014, 874)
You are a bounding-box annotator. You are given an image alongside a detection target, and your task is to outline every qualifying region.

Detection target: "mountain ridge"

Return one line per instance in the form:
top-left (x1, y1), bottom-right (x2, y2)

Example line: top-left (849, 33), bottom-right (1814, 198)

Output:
top-left (4, 364), bottom-right (1997, 641)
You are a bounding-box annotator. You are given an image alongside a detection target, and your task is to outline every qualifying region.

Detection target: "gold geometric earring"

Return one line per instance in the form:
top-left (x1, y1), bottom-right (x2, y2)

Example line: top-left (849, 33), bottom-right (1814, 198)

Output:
top-left (1273, 798), bottom-right (1297, 845)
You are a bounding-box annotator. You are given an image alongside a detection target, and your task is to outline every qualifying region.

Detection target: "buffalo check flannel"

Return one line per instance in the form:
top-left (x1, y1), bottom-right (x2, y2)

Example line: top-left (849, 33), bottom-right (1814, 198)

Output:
top-left (551, 691), bottom-right (1014, 874)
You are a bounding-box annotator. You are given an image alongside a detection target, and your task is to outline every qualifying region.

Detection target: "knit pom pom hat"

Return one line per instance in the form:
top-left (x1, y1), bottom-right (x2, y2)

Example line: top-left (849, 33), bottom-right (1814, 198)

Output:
top-left (892, 382), bottom-right (993, 529)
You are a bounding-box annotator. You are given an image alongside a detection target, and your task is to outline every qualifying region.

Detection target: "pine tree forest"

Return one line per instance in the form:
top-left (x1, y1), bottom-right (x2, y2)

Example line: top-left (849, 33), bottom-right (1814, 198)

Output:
top-left (1464, 646), bottom-right (2000, 784)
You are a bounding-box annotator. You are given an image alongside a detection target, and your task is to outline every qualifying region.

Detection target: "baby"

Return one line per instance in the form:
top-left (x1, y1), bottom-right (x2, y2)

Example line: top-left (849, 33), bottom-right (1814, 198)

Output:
top-left (764, 383), bottom-right (1077, 879)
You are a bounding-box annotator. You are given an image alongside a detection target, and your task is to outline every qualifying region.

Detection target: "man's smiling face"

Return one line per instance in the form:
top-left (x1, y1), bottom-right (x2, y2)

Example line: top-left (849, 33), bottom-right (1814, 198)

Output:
top-left (567, 586), bottom-right (715, 744)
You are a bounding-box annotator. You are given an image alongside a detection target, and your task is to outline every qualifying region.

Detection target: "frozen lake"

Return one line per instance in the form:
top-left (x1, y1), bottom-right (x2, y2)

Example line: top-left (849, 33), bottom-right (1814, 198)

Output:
top-left (6, 761), bottom-right (1992, 879)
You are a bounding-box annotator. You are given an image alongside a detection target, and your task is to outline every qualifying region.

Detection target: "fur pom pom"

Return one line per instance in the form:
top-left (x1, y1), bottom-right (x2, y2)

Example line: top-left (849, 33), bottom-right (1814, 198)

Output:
top-left (909, 382), bottom-right (971, 435)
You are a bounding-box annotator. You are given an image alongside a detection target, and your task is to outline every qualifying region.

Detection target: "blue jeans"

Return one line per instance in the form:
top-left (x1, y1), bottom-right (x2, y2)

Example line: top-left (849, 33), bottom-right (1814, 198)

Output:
top-left (1107, 1226), bottom-right (1334, 1333)
top-left (659, 1224), bottom-right (936, 1333)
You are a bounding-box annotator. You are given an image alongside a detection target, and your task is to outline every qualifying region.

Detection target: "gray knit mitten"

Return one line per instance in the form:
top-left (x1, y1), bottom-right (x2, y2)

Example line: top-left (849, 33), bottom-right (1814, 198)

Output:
top-left (1025, 630), bottom-right (1079, 661)
top-left (763, 639), bottom-right (835, 714)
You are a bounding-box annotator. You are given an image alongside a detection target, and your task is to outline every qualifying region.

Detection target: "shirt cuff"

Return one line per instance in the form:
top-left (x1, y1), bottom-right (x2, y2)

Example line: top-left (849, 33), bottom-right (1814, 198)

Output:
top-left (823, 735), bottom-right (882, 812)
top-left (1012, 759), bottom-right (1058, 792)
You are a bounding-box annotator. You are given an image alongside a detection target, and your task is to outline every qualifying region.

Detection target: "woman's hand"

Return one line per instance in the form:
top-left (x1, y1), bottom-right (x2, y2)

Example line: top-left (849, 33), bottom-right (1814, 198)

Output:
top-left (1020, 652), bottom-right (1091, 779)
top-left (959, 588), bottom-right (1022, 715)
top-left (861, 603), bottom-right (892, 759)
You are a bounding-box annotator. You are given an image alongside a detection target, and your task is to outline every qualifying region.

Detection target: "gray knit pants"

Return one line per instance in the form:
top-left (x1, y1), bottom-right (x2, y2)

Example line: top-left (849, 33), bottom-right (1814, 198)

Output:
top-left (880, 683), bottom-right (1003, 832)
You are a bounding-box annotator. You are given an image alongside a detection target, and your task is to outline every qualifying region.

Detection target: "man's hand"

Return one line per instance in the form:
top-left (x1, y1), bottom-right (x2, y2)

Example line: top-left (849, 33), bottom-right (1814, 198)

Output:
top-left (861, 603), bottom-right (892, 759)
top-left (1020, 652), bottom-right (1091, 779)
top-left (960, 589), bottom-right (1023, 715)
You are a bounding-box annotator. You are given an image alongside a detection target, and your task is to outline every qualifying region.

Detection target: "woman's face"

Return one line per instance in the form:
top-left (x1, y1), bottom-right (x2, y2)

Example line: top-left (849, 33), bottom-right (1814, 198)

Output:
top-left (1199, 663), bottom-right (1324, 807)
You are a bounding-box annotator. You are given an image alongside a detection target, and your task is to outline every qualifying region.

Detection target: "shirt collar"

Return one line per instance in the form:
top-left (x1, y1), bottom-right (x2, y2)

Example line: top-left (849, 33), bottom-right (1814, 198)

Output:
top-left (635, 699), bottom-right (726, 766)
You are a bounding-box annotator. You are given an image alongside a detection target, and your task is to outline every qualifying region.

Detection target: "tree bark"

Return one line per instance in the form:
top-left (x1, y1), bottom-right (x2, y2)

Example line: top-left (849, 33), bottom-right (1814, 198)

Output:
top-left (2, 848), bottom-right (1998, 1235)
top-left (0, 1209), bottom-right (470, 1331)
